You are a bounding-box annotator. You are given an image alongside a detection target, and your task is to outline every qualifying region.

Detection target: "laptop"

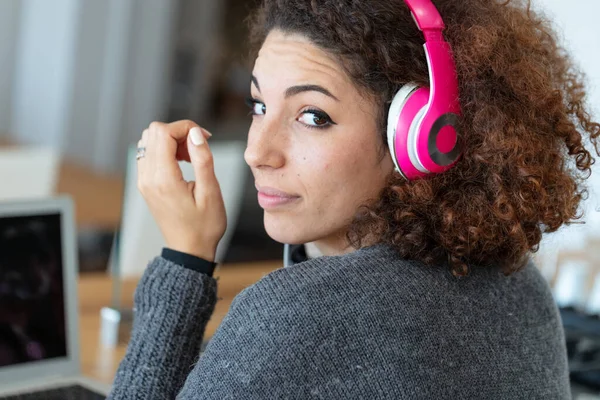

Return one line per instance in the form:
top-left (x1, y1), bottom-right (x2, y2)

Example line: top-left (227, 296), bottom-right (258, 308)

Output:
top-left (0, 197), bottom-right (110, 398)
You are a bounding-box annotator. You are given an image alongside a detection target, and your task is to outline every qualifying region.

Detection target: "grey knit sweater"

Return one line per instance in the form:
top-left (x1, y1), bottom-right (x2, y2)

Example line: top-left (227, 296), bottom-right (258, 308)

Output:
top-left (108, 244), bottom-right (571, 399)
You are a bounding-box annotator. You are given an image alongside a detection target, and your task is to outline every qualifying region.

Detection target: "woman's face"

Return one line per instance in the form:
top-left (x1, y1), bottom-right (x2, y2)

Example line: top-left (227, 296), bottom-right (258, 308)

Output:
top-left (245, 30), bottom-right (394, 255)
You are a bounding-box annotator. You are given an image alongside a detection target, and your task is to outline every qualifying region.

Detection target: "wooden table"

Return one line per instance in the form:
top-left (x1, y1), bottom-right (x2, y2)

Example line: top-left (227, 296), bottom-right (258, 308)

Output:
top-left (78, 260), bottom-right (281, 384)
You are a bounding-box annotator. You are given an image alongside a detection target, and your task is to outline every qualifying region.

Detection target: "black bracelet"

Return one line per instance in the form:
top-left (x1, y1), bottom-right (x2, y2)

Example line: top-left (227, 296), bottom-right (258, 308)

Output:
top-left (161, 248), bottom-right (217, 277)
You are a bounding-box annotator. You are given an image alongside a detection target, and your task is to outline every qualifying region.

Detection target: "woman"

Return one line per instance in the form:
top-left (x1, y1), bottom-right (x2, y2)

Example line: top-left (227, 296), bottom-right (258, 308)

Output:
top-left (109, 0), bottom-right (599, 398)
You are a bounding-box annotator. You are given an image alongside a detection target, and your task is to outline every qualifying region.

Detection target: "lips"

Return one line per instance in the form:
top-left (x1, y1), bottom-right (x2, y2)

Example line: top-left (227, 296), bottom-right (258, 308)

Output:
top-left (255, 185), bottom-right (298, 197)
top-left (255, 184), bottom-right (301, 209)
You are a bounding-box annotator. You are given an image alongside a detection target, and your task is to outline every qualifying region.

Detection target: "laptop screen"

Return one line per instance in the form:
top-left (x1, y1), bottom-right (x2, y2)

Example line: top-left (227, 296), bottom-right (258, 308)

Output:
top-left (0, 213), bottom-right (68, 367)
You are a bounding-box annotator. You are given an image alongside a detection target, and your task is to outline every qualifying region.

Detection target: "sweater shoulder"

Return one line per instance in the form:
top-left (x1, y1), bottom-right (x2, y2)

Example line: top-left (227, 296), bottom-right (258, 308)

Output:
top-left (235, 244), bottom-right (556, 327)
top-left (245, 243), bottom-right (452, 299)
top-left (245, 244), bottom-right (413, 296)
top-left (232, 244), bottom-right (440, 319)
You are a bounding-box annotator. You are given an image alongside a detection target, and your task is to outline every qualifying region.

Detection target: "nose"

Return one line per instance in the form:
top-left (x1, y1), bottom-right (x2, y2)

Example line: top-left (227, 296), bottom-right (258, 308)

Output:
top-left (244, 118), bottom-right (286, 170)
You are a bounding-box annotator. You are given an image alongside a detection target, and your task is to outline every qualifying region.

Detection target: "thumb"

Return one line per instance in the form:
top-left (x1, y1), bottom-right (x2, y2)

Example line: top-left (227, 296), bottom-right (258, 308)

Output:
top-left (187, 126), bottom-right (219, 198)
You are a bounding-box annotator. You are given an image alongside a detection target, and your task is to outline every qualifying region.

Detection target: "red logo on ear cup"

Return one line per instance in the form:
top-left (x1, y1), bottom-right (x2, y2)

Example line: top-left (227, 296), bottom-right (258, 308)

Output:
top-left (436, 126), bottom-right (456, 153)
top-left (427, 113), bottom-right (461, 167)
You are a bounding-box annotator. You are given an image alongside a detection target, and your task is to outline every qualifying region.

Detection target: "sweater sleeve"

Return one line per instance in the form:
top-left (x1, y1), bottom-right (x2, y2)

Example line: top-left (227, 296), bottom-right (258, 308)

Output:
top-left (175, 268), bottom-right (329, 399)
top-left (107, 256), bottom-right (218, 400)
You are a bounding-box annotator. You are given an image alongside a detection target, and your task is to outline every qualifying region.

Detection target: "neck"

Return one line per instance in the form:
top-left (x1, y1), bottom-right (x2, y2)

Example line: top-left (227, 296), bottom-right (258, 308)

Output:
top-left (312, 230), bottom-right (379, 257)
top-left (312, 229), bottom-right (354, 256)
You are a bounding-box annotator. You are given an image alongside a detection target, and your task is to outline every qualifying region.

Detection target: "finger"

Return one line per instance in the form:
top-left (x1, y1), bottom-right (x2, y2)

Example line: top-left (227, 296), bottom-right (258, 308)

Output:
top-left (136, 129), bottom-right (150, 193)
top-left (169, 120), bottom-right (202, 163)
top-left (187, 126), bottom-right (219, 200)
top-left (147, 121), bottom-right (183, 182)
top-left (141, 128), bottom-right (149, 145)
top-left (175, 141), bottom-right (192, 163)
top-left (176, 139), bottom-right (211, 163)
top-left (137, 129), bottom-right (148, 155)
top-left (165, 120), bottom-right (201, 142)
top-left (176, 126), bottom-right (212, 163)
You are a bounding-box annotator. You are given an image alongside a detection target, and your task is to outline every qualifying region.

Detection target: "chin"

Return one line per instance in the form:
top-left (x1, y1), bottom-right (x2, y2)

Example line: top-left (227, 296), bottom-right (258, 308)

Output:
top-left (263, 213), bottom-right (312, 245)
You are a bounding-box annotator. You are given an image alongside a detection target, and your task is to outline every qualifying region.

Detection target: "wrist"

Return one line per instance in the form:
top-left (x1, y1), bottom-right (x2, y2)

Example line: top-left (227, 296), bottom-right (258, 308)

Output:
top-left (165, 243), bottom-right (216, 262)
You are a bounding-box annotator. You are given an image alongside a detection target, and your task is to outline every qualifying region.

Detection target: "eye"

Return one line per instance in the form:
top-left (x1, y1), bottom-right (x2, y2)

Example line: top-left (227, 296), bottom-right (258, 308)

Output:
top-left (297, 109), bottom-right (336, 129)
top-left (245, 97), bottom-right (266, 116)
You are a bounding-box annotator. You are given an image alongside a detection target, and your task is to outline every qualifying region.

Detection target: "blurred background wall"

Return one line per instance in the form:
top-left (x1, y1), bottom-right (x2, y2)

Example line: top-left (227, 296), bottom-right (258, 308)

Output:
top-left (0, 0), bottom-right (21, 135)
top-left (0, 0), bottom-right (177, 173)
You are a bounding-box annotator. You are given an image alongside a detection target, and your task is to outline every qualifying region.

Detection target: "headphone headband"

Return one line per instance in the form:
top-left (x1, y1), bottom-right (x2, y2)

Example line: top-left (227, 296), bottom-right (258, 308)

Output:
top-left (403, 0), bottom-right (445, 31)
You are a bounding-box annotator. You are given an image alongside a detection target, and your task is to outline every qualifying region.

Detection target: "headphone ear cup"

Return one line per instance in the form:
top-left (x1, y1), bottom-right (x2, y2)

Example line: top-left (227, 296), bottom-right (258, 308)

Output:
top-left (387, 83), bottom-right (429, 180)
top-left (407, 105), bottom-right (428, 172)
top-left (387, 83), bottom-right (419, 174)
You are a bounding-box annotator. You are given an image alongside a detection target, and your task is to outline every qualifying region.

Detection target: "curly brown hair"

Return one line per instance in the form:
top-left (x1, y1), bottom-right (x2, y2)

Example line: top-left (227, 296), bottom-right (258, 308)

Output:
top-left (247, 0), bottom-right (600, 276)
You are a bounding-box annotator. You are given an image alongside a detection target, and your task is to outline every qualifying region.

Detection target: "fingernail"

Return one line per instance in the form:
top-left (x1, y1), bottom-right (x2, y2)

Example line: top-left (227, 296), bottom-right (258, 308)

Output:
top-left (204, 130), bottom-right (213, 138)
top-left (190, 127), bottom-right (205, 146)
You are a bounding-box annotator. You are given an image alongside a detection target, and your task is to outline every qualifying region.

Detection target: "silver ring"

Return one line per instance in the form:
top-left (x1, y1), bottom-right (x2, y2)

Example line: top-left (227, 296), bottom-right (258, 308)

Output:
top-left (136, 146), bottom-right (146, 160)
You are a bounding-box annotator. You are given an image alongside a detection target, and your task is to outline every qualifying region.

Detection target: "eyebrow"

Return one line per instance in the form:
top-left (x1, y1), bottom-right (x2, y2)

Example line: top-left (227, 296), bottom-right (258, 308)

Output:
top-left (251, 75), bottom-right (339, 102)
top-left (251, 75), bottom-right (261, 92)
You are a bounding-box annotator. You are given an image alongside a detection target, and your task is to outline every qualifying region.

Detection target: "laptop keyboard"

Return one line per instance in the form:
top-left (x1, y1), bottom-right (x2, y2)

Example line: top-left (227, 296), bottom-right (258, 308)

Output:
top-left (0, 385), bottom-right (105, 400)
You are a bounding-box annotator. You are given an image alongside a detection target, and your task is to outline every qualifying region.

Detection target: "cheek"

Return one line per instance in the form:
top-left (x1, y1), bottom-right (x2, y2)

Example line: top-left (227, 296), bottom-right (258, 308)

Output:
top-left (323, 145), bottom-right (386, 199)
top-left (305, 153), bottom-right (361, 197)
top-left (292, 152), bottom-right (339, 202)
top-left (294, 135), bottom-right (385, 203)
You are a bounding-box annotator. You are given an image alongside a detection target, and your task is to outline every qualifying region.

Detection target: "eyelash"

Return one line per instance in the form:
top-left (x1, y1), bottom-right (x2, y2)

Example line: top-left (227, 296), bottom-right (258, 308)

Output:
top-left (245, 97), bottom-right (264, 116)
top-left (244, 97), bottom-right (336, 130)
top-left (299, 108), bottom-right (335, 130)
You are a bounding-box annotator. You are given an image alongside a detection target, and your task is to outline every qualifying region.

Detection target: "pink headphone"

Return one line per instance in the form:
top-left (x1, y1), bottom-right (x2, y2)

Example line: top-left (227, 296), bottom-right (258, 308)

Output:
top-left (387, 0), bottom-right (462, 180)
